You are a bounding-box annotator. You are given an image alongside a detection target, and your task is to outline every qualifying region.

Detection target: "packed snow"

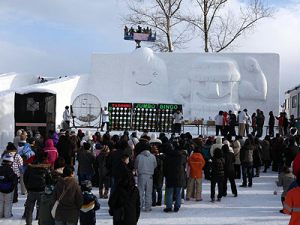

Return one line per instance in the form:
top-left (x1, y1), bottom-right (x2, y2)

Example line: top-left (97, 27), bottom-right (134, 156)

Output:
top-left (1, 172), bottom-right (290, 225)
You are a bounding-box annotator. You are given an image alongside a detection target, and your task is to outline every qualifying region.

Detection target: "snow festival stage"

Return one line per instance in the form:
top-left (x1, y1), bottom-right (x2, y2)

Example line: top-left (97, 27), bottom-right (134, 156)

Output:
top-left (5, 172), bottom-right (289, 225)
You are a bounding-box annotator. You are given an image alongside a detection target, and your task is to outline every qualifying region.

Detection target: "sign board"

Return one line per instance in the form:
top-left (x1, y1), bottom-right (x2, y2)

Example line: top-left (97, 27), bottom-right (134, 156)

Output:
top-left (132, 103), bottom-right (157, 132)
top-left (157, 104), bottom-right (183, 132)
top-left (108, 103), bottom-right (132, 131)
top-left (108, 102), bottom-right (182, 132)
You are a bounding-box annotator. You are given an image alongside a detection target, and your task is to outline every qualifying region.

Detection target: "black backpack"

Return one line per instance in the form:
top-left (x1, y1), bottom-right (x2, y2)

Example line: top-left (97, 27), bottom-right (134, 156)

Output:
top-left (0, 165), bottom-right (17, 193)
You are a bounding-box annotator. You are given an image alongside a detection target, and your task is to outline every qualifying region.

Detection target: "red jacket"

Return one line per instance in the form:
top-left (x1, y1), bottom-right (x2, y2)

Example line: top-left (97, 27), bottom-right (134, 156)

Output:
top-left (188, 153), bottom-right (205, 179)
top-left (293, 153), bottom-right (300, 177)
top-left (284, 185), bottom-right (300, 225)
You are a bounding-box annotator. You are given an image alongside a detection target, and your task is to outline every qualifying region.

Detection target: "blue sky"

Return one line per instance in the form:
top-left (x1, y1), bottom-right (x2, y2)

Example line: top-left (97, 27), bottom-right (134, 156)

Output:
top-left (0, 0), bottom-right (299, 96)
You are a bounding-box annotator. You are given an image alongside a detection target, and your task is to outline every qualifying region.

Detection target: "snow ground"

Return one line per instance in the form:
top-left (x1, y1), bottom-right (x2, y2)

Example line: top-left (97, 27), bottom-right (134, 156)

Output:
top-left (1, 172), bottom-right (290, 225)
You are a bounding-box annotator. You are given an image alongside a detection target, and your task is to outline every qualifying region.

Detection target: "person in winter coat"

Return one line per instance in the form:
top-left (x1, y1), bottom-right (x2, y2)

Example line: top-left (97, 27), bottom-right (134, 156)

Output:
top-left (284, 138), bottom-right (299, 168)
top-left (53, 165), bottom-right (83, 225)
top-left (39, 185), bottom-right (55, 225)
top-left (23, 154), bottom-right (51, 225)
top-left (106, 140), bottom-right (134, 193)
top-left (79, 180), bottom-right (100, 225)
top-left (43, 139), bottom-right (58, 168)
top-left (0, 153), bottom-right (18, 218)
top-left (56, 133), bottom-right (74, 166)
top-left (233, 137), bottom-right (241, 179)
top-left (256, 109), bottom-right (265, 138)
top-left (261, 136), bottom-right (271, 173)
top-left (214, 111), bottom-right (224, 136)
top-left (277, 165), bottom-right (295, 213)
top-left (95, 145), bottom-right (110, 199)
top-left (283, 171), bottom-right (300, 225)
top-left (210, 148), bottom-right (225, 202)
top-left (163, 142), bottom-right (185, 212)
top-left (38, 163), bottom-right (64, 225)
top-left (253, 137), bottom-right (263, 177)
top-left (1, 142), bottom-right (23, 203)
top-left (18, 132), bottom-right (36, 196)
top-left (228, 110), bottom-right (237, 137)
top-left (134, 142), bottom-right (157, 212)
top-left (77, 142), bottom-right (96, 183)
top-left (210, 136), bottom-right (223, 158)
top-left (186, 146), bottom-right (205, 201)
top-left (240, 138), bottom-right (254, 187)
top-left (268, 111), bottom-right (275, 137)
top-left (222, 145), bottom-right (237, 197)
top-left (151, 143), bottom-right (164, 206)
top-left (271, 135), bottom-right (285, 172)
top-left (108, 173), bottom-right (140, 225)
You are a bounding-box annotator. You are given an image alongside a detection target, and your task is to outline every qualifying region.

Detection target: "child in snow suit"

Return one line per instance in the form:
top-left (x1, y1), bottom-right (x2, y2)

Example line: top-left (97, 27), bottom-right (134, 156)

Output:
top-left (80, 180), bottom-right (100, 225)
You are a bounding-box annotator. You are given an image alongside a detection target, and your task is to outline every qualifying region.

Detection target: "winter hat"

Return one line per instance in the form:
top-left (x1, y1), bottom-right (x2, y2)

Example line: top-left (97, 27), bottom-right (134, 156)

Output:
top-left (95, 143), bottom-right (102, 150)
top-left (2, 153), bottom-right (14, 163)
top-left (6, 142), bottom-right (16, 151)
top-left (149, 133), bottom-right (162, 145)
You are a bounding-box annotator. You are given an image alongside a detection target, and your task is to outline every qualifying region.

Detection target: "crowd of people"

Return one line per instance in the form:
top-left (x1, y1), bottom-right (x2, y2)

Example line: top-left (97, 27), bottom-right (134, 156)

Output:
top-left (0, 114), bottom-right (299, 224)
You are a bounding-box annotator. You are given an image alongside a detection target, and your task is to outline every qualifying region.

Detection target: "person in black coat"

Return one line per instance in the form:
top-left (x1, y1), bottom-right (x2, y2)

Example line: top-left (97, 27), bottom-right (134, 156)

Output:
top-left (56, 133), bottom-right (74, 165)
top-left (163, 142), bottom-right (185, 212)
top-left (268, 111), bottom-right (275, 137)
top-left (108, 173), bottom-right (140, 225)
top-left (23, 154), bottom-right (51, 225)
top-left (151, 143), bottom-right (164, 206)
top-left (106, 141), bottom-right (134, 193)
top-left (222, 145), bottom-right (237, 197)
top-left (210, 148), bottom-right (225, 202)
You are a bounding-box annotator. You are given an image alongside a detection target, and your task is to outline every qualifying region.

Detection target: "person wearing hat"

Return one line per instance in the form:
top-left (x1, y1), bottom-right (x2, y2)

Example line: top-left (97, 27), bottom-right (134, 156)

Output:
top-left (0, 153), bottom-right (18, 218)
top-left (1, 142), bottom-right (23, 203)
top-left (80, 180), bottom-right (100, 225)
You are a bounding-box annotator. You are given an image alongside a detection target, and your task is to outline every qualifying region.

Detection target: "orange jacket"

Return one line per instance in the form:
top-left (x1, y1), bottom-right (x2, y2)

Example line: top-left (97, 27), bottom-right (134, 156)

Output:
top-left (284, 185), bottom-right (300, 225)
top-left (188, 153), bottom-right (205, 179)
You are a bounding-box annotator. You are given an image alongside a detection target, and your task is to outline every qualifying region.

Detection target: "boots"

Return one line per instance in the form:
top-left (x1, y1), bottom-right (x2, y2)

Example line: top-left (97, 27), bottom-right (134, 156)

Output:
top-left (103, 190), bottom-right (109, 199)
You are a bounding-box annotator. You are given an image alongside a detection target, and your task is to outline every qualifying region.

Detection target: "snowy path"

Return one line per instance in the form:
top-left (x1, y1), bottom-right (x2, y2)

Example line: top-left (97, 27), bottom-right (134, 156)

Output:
top-left (2, 172), bottom-right (290, 225)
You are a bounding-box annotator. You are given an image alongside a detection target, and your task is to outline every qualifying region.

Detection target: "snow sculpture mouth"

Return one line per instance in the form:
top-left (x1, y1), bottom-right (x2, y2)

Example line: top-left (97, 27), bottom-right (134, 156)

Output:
top-left (136, 81), bottom-right (153, 86)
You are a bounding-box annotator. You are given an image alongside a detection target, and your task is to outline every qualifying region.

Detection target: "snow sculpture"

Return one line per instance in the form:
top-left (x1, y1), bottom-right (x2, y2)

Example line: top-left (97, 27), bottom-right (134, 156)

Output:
top-left (174, 59), bottom-right (241, 119)
top-left (173, 57), bottom-right (269, 119)
top-left (239, 57), bottom-right (268, 100)
top-left (124, 48), bottom-right (168, 102)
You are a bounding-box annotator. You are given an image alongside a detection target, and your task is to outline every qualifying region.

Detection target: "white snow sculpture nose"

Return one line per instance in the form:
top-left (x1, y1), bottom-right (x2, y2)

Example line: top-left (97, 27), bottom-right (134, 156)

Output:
top-left (205, 82), bottom-right (220, 99)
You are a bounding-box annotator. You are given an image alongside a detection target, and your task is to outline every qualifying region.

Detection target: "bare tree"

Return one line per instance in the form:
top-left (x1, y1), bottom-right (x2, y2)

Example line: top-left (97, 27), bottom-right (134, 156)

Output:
top-left (183, 0), bottom-right (273, 52)
top-left (124, 0), bottom-right (192, 52)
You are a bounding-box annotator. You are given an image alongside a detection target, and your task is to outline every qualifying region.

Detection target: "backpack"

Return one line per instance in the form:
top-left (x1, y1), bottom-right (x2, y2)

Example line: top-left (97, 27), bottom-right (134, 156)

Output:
top-left (0, 165), bottom-right (17, 193)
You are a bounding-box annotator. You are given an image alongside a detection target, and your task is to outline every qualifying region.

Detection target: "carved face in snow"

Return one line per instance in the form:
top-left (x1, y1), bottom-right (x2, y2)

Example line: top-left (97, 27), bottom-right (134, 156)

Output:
top-left (125, 48), bottom-right (168, 101)
top-left (131, 70), bottom-right (159, 86)
top-left (189, 60), bottom-right (240, 104)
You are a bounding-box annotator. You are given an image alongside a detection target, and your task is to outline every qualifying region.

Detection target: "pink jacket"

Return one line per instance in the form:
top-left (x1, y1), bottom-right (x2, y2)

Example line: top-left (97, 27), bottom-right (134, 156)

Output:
top-left (43, 139), bottom-right (58, 166)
